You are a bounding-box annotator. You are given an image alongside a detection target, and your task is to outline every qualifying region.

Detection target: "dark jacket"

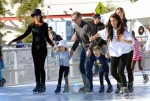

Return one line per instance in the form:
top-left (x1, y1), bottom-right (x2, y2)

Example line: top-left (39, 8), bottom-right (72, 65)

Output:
top-left (89, 21), bottom-right (107, 47)
top-left (94, 54), bottom-right (110, 72)
top-left (12, 22), bottom-right (54, 48)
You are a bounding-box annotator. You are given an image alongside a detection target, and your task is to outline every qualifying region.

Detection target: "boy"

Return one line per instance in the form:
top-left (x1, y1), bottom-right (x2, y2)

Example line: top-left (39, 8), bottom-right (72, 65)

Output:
top-left (93, 45), bottom-right (113, 93)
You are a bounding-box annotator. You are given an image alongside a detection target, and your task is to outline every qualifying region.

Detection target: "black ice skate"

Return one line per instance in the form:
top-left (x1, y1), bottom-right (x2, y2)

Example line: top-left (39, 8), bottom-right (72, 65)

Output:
top-left (38, 83), bottom-right (46, 93)
top-left (55, 85), bottom-right (61, 94)
top-left (63, 85), bottom-right (69, 93)
top-left (106, 85), bottom-right (113, 93)
top-left (128, 82), bottom-right (133, 93)
top-left (0, 78), bottom-right (6, 87)
top-left (33, 82), bottom-right (40, 94)
top-left (115, 83), bottom-right (122, 94)
top-left (99, 85), bottom-right (104, 93)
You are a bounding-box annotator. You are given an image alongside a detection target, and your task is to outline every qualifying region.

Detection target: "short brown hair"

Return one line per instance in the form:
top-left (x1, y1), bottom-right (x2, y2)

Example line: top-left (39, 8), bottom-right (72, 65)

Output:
top-left (72, 11), bottom-right (82, 18)
top-left (92, 45), bottom-right (100, 51)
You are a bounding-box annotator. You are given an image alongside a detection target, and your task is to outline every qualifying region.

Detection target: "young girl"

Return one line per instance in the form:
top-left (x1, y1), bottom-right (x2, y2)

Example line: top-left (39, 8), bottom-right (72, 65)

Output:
top-left (131, 31), bottom-right (149, 83)
top-left (115, 7), bottom-right (134, 93)
top-left (54, 40), bottom-right (72, 93)
top-left (92, 45), bottom-right (113, 93)
top-left (0, 46), bottom-right (6, 87)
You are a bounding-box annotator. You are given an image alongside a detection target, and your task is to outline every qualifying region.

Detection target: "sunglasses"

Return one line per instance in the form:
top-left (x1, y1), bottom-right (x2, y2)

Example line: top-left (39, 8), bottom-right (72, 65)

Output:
top-left (72, 17), bottom-right (78, 22)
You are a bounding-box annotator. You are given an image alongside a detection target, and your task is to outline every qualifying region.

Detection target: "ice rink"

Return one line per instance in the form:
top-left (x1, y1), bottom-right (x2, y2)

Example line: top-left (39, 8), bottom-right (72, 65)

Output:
top-left (0, 71), bottom-right (150, 101)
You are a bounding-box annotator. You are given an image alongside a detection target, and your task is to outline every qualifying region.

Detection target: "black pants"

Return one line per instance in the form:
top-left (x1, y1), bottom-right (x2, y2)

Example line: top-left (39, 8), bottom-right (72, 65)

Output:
top-left (99, 70), bottom-right (111, 86)
top-left (58, 66), bottom-right (69, 85)
top-left (126, 50), bottom-right (134, 83)
top-left (32, 46), bottom-right (47, 84)
top-left (111, 53), bottom-right (128, 87)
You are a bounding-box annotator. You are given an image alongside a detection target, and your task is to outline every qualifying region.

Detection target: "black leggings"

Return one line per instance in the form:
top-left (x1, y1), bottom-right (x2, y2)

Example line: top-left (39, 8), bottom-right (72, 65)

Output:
top-left (32, 46), bottom-right (47, 84)
top-left (99, 70), bottom-right (111, 86)
top-left (58, 66), bottom-right (69, 85)
top-left (111, 53), bottom-right (128, 87)
top-left (126, 50), bottom-right (134, 83)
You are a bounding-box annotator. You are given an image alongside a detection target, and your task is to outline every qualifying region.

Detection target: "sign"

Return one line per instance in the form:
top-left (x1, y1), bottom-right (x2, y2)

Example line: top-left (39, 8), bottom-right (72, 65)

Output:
top-left (95, 2), bottom-right (105, 14)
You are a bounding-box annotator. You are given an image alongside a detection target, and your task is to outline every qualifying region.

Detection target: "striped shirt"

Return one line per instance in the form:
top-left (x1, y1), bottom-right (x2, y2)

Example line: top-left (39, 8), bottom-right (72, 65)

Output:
top-left (132, 40), bottom-right (142, 60)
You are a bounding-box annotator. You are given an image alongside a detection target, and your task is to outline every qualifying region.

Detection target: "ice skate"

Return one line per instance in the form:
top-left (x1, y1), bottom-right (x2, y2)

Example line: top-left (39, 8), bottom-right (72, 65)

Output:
top-left (123, 87), bottom-right (129, 99)
top-left (143, 74), bottom-right (149, 83)
top-left (99, 85), bottom-right (104, 93)
top-left (128, 82), bottom-right (134, 93)
top-left (63, 85), bottom-right (69, 93)
top-left (38, 83), bottom-right (46, 93)
top-left (0, 78), bottom-right (6, 87)
top-left (33, 82), bottom-right (40, 94)
top-left (106, 85), bottom-right (113, 93)
top-left (55, 85), bottom-right (61, 94)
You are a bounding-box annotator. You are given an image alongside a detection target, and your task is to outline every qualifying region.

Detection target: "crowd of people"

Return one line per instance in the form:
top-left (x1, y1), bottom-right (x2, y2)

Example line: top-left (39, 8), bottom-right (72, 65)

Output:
top-left (0, 7), bottom-right (149, 99)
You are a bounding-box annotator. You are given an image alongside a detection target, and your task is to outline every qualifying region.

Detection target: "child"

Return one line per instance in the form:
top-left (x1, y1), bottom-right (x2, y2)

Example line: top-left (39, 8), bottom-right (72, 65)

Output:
top-left (92, 45), bottom-right (113, 93)
top-left (0, 46), bottom-right (6, 87)
top-left (131, 31), bottom-right (149, 83)
top-left (54, 40), bottom-right (72, 93)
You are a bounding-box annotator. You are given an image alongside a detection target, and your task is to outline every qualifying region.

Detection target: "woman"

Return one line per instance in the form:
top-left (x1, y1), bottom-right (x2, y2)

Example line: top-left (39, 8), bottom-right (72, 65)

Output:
top-left (90, 13), bottom-right (134, 98)
top-left (115, 7), bottom-right (134, 93)
top-left (8, 9), bottom-right (54, 93)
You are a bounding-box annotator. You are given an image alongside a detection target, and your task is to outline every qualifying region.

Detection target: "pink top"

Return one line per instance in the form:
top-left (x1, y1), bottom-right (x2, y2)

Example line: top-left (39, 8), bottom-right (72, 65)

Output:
top-left (132, 39), bottom-right (142, 60)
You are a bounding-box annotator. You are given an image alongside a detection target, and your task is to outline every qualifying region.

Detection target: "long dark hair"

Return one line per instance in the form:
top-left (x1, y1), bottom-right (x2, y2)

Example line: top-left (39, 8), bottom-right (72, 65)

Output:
top-left (106, 13), bottom-right (125, 41)
top-left (31, 16), bottom-right (44, 26)
top-left (138, 26), bottom-right (144, 35)
top-left (115, 7), bottom-right (127, 28)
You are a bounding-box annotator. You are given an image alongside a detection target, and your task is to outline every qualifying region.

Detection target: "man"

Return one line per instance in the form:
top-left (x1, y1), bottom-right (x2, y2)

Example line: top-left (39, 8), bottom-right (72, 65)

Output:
top-left (48, 26), bottom-right (57, 41)
top-left (70, 11), bottom-right (95, 94)
top-left (89, 14), bottom-right (107, 75)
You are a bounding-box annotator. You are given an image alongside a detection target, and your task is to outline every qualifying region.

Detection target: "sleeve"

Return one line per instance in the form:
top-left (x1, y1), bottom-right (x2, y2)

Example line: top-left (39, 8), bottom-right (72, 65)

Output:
top-left (12, 25), bottom-right (32, 42)
top-left (127, 19), bottom-right (132, 34)
top-left (124, 31), bottom-right (134, 45)
top-left (44, 23), bottom-right (54, 46)
top-left (97, 29), bottom-right (108, 40)
top-left (71, 39), bottom-right (79, 51)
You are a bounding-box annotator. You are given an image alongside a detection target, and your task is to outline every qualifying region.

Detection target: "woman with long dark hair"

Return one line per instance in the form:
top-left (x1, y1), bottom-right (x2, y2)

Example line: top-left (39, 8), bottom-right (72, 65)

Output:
top-left (90, 13), bottom-right (134, 98)
top-left (8, 9), bottom-right (54, 93)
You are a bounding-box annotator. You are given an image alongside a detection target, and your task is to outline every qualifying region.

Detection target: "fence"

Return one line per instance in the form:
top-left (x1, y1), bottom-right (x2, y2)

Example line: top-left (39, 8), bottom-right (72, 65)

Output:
top-left (1, 41), bottom-right (150, 86)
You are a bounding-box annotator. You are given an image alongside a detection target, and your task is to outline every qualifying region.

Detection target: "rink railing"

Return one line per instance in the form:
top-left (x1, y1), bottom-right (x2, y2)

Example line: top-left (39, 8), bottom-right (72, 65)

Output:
top-left (1, 41), bottom-right (150, 86)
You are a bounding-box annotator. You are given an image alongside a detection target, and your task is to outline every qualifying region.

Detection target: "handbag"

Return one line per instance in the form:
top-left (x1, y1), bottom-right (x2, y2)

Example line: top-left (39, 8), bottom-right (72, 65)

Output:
top-left (0, 58), bottom-right (4, 69)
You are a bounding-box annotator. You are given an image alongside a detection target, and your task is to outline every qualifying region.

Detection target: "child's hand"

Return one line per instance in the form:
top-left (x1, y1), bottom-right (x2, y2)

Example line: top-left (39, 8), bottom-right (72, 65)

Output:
top-left (105, 51), bottom-right (110, 58)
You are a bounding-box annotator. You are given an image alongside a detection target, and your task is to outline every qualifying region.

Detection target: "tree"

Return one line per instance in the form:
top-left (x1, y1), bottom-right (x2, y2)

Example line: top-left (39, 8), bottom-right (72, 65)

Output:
top-left (10, 0), bottom-right (44, 42)
top-left (0, 0), bottom-right (7, 28)
top-left (105, 0), bottom-right (116, 13)
top-left (130, 0), bottom-right (138, 3)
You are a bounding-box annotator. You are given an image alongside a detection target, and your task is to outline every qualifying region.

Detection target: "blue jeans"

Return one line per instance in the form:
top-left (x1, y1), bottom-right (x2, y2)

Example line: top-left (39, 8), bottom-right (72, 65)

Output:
top-left (79, 49), bottom-right (95, 91)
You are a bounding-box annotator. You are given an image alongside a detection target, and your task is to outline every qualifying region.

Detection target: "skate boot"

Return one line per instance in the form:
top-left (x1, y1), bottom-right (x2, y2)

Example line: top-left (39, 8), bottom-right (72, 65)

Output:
top-left (38, 83), bottom-right (46, 93)
top-left (55, 85), bottom-right (61, 94)
top-left (63, 85), bottom-right (69, 93)
top-left (115, 83), bottom-right (122, 94)
top-left (33, 82), bottom-right (40, 94)
top-left (143, 74), bottom-right (149, 83)
top-left (79, 86), bottom-right (86, 93)
top-left (123, 87), bottom-right (129, 99)
top-left (106, 85), bottom-right (113, 93)
top-left (99, 85), bottom-right (104, 93)
top-left (0, 78), bottom-right (6, 87)
top-left (128, 82), bottom-right (133, 93)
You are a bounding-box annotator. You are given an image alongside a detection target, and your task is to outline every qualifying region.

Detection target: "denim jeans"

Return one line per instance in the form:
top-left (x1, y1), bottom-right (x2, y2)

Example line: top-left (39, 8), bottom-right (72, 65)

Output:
top-left (79, 49), bottom-right (95, 91)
